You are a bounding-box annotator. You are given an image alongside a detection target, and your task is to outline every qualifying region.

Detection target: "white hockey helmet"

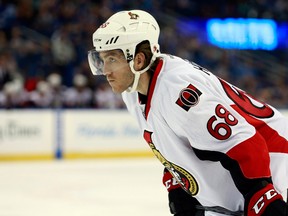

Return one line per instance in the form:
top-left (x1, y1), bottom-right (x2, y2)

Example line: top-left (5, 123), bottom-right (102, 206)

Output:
top-left (88, 10), bottom-right (161, 92)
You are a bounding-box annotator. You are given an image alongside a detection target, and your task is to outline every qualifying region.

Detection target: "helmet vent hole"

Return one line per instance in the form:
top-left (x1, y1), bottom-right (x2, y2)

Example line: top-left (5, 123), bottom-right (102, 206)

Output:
top-left (105, 36), bottom-right (120, 45)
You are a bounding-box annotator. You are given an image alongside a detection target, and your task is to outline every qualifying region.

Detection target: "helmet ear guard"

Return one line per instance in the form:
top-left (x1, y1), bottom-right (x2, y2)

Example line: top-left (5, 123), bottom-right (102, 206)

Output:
top-left (89, 10), bottom-right (161, 92)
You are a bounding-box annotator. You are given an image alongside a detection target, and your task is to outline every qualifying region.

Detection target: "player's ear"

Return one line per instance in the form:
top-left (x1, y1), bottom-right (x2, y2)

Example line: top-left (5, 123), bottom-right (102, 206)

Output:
top-left (133, 52), bottom-right (146, 71)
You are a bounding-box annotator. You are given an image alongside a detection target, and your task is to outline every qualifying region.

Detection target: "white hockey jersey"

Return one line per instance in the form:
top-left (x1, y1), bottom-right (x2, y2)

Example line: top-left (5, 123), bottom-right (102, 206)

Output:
top-left (122, 54), bottom-right (288, 214)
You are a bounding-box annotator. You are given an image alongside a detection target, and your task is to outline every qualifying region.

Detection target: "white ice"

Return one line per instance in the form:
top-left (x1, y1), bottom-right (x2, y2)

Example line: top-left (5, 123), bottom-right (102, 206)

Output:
top-left (0, 158), bottom-right (170, 216)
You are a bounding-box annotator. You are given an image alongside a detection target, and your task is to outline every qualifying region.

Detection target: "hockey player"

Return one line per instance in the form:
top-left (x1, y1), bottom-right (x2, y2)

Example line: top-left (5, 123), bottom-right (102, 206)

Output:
top-left (88, 10), bottom-right (288, 216)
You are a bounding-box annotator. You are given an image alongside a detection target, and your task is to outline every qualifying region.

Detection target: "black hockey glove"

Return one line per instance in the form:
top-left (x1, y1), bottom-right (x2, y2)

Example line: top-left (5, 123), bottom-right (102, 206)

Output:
top-left (168, 188), bottom-right (204, 216)
top-left (244, 181), bottom-right (287, 216)
top-left (163, 169), bottom-right (204, 216)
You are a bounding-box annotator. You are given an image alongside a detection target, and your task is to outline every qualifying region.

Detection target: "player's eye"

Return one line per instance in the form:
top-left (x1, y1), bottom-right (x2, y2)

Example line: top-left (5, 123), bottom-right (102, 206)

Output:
top-left (107, 57), bottom-right (116, 64)
top-left (102, 57), bottom-right (116, 66)
top-left (105, 56), bottom-right (116, 64)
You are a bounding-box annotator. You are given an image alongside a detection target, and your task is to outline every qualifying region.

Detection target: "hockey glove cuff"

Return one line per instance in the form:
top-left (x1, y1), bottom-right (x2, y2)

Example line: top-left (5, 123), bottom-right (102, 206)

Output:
top-left (163, 169), bottom-right (204, 216)
top-left (163, 168), bottom-right (182, 192)
top-left (244, 182), bottom-right (286, 216)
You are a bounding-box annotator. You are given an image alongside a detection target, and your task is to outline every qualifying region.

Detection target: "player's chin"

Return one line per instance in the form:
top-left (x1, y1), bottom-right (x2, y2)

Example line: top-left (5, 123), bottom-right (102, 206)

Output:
top-left (110, 85), bottom-right (125, 94)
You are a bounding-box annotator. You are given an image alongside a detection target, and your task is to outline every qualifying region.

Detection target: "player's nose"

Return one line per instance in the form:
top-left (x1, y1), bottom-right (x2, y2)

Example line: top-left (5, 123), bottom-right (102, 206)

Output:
top-left (102, 64), bottom-right (112, 76)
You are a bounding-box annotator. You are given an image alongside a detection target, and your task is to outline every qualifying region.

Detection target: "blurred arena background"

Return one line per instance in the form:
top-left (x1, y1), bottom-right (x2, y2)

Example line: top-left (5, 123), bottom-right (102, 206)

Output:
top-left (0, 0), bottom-right (287, 215)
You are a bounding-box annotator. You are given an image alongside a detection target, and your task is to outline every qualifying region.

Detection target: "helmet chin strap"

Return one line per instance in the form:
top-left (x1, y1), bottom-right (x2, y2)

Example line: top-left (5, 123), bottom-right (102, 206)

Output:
top-left (126, 53), bottom-right (158, 93)
top-left (126, 68), bottom-right (140, 93)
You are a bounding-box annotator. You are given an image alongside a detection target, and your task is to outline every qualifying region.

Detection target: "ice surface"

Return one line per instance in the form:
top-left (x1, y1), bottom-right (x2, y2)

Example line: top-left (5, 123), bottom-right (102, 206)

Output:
top-left (0, 158), bottom-right (169, 216)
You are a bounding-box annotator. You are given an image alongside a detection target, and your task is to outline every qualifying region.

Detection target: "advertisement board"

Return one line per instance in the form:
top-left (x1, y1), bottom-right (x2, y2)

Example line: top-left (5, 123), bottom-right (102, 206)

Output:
top-left (0, 109), bottom-right (287, 161)
top-left (0, 110), bottom-right (56, 160)
top-left (62, 110), bottom-right (151, 159)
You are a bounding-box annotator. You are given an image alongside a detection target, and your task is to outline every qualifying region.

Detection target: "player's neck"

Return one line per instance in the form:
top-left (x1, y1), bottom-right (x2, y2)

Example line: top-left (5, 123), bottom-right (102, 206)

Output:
top-left (137, 72), bottom-right (151, 95)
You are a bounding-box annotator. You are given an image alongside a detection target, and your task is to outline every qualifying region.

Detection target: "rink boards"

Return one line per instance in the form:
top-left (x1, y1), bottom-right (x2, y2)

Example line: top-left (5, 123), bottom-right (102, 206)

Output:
top-left (0, 109), bottom-right (287, 161)
top-left (0, 110), bottom-right (152, 161)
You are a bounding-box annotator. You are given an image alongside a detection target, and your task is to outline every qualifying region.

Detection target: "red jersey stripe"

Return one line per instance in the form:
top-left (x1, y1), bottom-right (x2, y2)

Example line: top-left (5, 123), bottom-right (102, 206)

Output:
top-left (145, 59), bottom-right (163, 119)
top-left (232, 105), bottom-right (288, 154)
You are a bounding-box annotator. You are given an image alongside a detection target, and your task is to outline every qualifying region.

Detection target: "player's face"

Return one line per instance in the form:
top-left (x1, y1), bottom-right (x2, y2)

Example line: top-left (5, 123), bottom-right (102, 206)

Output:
top-left (99, 50), bottom-right (134, 93)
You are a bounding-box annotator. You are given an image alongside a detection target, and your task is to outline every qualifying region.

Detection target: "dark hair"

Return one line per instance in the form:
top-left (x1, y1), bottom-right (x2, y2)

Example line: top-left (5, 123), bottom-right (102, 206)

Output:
top-left (135, 40), bottom-right (159, 72)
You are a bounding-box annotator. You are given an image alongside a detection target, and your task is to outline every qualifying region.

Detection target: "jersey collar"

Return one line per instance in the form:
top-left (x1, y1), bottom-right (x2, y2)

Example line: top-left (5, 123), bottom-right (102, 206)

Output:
top-left (144, 58), bottom-right (164, 120)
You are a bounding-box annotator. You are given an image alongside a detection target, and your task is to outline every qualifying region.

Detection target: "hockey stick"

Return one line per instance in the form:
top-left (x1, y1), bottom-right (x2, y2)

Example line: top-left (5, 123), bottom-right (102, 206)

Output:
top-left (195, 205), bottom-right (244, 216)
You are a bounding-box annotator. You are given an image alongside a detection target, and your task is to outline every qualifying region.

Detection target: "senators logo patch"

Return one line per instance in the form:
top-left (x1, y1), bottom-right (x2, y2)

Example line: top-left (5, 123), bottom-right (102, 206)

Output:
top-left (143, 130), bottom-right (199, 196)
top-left (128, 12), bottom-right (139, 19)
top-left (176, 84), bottom-right (202, 111)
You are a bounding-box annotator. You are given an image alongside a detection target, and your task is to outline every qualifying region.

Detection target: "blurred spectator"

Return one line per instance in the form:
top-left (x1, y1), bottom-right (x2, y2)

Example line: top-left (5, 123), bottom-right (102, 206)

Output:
top-left (47, 72), bottom-right (66, 108)
top-left (0, 0), bottom-right (286, 109)
top-left (0, 0), bottom-right (17, 29)
top-left (0, 51), bottom-right (23, 90)
top-left (51, 25), bottom-right (76, 86)
top-left (1, 79), bottom-right (29, 108)
top-left (93, 82), bottom-right (125, 109)
top-left (29, 80), bottom-right (53, 108)
top-left (63, 73), bottom-right (93, 108)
